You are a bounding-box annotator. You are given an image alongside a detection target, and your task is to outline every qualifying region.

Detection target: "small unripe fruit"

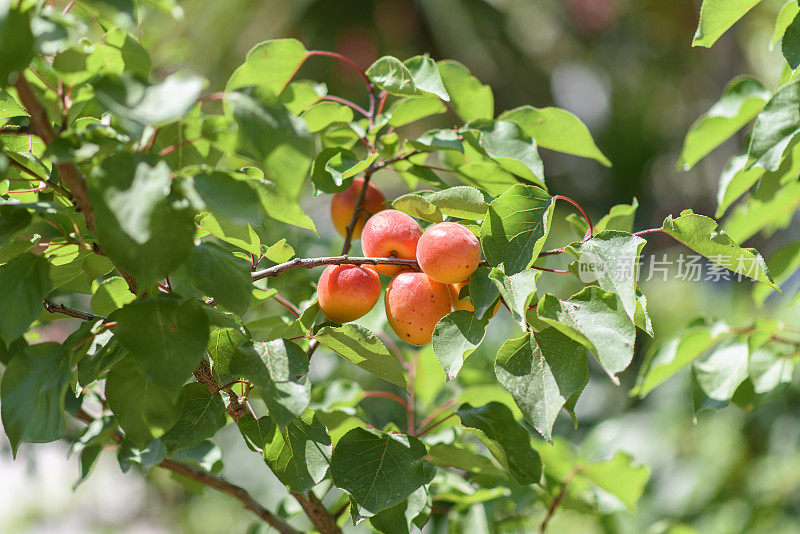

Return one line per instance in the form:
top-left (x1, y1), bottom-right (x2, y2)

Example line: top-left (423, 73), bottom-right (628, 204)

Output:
top-left (330, 177), bottom-right (386, 239)
top-left (385, 272), bottom-right (451, 346)
top-left (361, 210), bottom-right (423, 276)
top-left (416, 222), bottom-right (481, 284)
top-left (449, 280), bottom-right (501, 317)
top-left (318, 264), bottom-right (380, 323)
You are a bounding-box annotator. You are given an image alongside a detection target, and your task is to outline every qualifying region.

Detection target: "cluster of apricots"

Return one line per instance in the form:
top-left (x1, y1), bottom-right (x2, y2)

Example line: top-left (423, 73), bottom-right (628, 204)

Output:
top-left (318, 178), bottom-right (486, 346)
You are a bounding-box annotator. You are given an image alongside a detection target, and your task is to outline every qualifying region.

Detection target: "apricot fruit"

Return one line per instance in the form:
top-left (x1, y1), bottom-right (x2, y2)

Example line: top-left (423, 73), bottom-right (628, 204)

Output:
top-left (416, 222), bottom-right (481, 284)
top-left (448, 280), bottom-right (501, 317)
top-left (385, 272), bottom-right (451, 346)
top-left (361, 210), bottom-right (423, 276)
top-left (318, 264), bottom-right (381, 323)
top-left (330, 177), bottom-right (386, 238)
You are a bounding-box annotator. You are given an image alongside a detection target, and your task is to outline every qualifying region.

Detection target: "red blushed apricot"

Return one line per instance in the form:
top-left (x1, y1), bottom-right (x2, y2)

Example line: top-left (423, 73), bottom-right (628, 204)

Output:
top-left (318, 264), bottom-right (381, 323)
top-left (448, 280), bottom-right (500, 317)
top-left (416, 222), bottom-right (481, 284)
top-left (361, 210), bottom-right (423, 276)
top-left (385, 272), bottom-right (451, 346)
top-left (330, 177), bottom-right (386, 239)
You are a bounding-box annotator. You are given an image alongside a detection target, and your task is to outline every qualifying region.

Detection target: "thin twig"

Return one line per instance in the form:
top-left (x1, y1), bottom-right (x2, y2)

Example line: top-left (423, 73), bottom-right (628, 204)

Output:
top-left (43, 299), bottom-right (104, 322)
top-left (307, 50), bottom-right (372, 87)
top-left (340, 166), bottom-right (376, 255)
top-left (362, 391), bottom-right (408, 408)
top-left (0, 125), bottom-right (31, 135)
top-left (416, 413), bottom-right (457, 437)
top-left (320, 95), bottom-right (369, 117)
top-left (540, 466), bottom-right (581, 533)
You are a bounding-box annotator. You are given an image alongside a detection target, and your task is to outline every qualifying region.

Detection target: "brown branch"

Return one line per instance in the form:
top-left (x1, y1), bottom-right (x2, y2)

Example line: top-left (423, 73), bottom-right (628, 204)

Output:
top-left (290, 491), bottom-right (343, 534)
top-left (193, 358), bottom-right (248, 421)
top-left (13, 75), bottom-right (96, 233)
top-left (252, 255), bottom-right (420, 281)
top-left (43, 299), bottom-right (104, 322)
top-left (340, 166), bottom-right (376, 255)
top-left (539, 466), bottom-right (581, 533)
top-left (73, 410), bottom-right (300, 534)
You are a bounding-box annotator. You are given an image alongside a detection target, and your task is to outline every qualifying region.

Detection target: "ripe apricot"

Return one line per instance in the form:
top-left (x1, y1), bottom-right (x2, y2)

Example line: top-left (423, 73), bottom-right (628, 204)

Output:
top-left (385, 272), bottom-right (451, 346)
top-left (361, 210), bottom-right (423, 276)
top-left (330, 177), bottom-right (386, 238)
top-left (448, 280), bottom-right (500, 316)
top-left (416, 222), bottom-right (481, 284)
top-left (318, 264), bottom-right (381, 323)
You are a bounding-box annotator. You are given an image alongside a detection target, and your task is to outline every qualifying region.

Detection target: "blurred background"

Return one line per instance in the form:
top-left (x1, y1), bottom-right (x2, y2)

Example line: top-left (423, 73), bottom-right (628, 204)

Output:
top-left (3, 0), bottom-right (800, 532)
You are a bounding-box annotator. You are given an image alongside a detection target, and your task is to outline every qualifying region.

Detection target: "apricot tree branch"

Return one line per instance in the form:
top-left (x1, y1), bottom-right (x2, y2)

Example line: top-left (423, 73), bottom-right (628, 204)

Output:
top-left (72, 410), bottom-right (300, 534)
top-left (307, 50), bottom-right (372, 87)
top-left (320, 95), bottom-right (369, 117)
top-left (43, 299), bottom-right (104, 321)
top-left (14, 75), bottom-right (96, 233)
top-left (540, 466), bottom-right (582, 534)
top-left (252, 255), bottom-right (421, 281)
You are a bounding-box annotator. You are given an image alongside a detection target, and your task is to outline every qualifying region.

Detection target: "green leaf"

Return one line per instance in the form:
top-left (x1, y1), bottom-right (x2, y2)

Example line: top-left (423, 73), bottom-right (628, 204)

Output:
top-left (466, 119), bottom-right (545, 186)
top-left (90, 276), bottom-right (136, 316)
top-left (227, 39), bottom-right (308, 96)
top-left (748, 80), bottom-right (800, 171)
top-left (772, 1), bottom-right (800, 50)
top-left (93, 73), bottom-right (203, 127)
top-left (0, 252), bottom-right (51, 343)
top-left (106, 358), bottom-right (180, 448)
top-left (161, 383), bottom-right (227, 453)
top-left (229, 339), bottom-right (310, 428)
top-left (632, 323), bottom-right (726, 397)
top-left (480, 184), bottom-right (555, 275)
top-left (207, 319), bottom-right (250, 384)
top-left (117, 437), bottom-right (167, 473)
top-left (301, 101), bottom-right (353, 132)
top-left (662, 210), bottom-right (778, 290)
top-left (678, 76), bottom-right (769, 170)
top-left (279, 80), bottom-right (327, 114)
top-left (592, 198), bottom-right (639, 234)
top-left (715, 154), bottom-right (764, 217)
top-left (331, 428), bottom-right (431, 520)
top-left (193, 170), bottom-right (262, 228)
top-left (76, 333), bottom-right (127, 387)
top-left (691, 343), bottom-right (750, 413)
top-left (456, 402), bottom-right (542, 485)
top-left (311, 148), bottom-right (378, 193)
top-left (264, 410), bottom-right (332, 493)
top-left (753, 241), bottom-right (800, 304)
top-left (392, 186), bottom-right (487, 223)
top-left (366, 55), bottom-right (450, 101)
top-left (315, 324), bottom-right (407, 389)
top-left (110, 297), bottom-right (210, 391)
top-left (454, 161), bottom-right (520, 196)
top-left (722, 174), bottom-right (800, 242)
top-left (369, 486), bottom-right (429, 534)
top-left (409, 129), bottom-right (463, 153)
top-left (0, 4), bottom-right (34, 86)
top-left (386, 97), bottom-right (445, 127)
top-left (537, 287), bottom-right (635, 385)
top-left (488, 268), bottom-right (539, 324)
top-left (438, 60), bottom-right (493, 122)
top-left (568, 231), bottom-right (646, 322)
top-left (226, 90), bottom-right (315, 232)
top-left (495, 330), bottom-right (588, 441)
top-left (186, 243), bottom-right (252, 316)
top-left (1, 343), bottom-right (70, 456)
top-left (431, 311), bottom-right (489, 380)
top-left (237, 413), bottom-right (275, 453)
top-left (783, 10), bottom-right (800, 68)
top-left (468, 267), bottom-right (501, 321)
top-left (427, 443), bottom-right (506, 478)
top-left (581, 452), bottom-right (650, 510)
top-left (500, 106), bottom-right (610, 166)
top-left (692, 0), bottom-right (763, 48)
top-left (88, 154), bottom-right (195, 289)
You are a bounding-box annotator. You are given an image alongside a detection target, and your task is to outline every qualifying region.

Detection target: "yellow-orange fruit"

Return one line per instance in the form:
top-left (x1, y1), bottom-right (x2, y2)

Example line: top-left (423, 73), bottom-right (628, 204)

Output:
top-left (330, 177), bottom-right (386, 238)
top-left (318, 264), bottom-right (381, 323)
top-left (448, 280), bottom-right (500, 317)
top-left (416, 222), bottom-right (481, 284)
top-left (361, 210), bottom-right (423, 276)
top-left (385, 272), bottom-right (451, 346)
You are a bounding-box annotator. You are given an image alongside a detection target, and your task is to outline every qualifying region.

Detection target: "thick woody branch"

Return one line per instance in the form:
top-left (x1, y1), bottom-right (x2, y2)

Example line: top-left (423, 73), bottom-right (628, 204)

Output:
top-left (72, 410), bottom-right (300, 534)
top-left (13, 75), bottom-right (96, 233)
top-left (252, 255), bottom-right (420, 281)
